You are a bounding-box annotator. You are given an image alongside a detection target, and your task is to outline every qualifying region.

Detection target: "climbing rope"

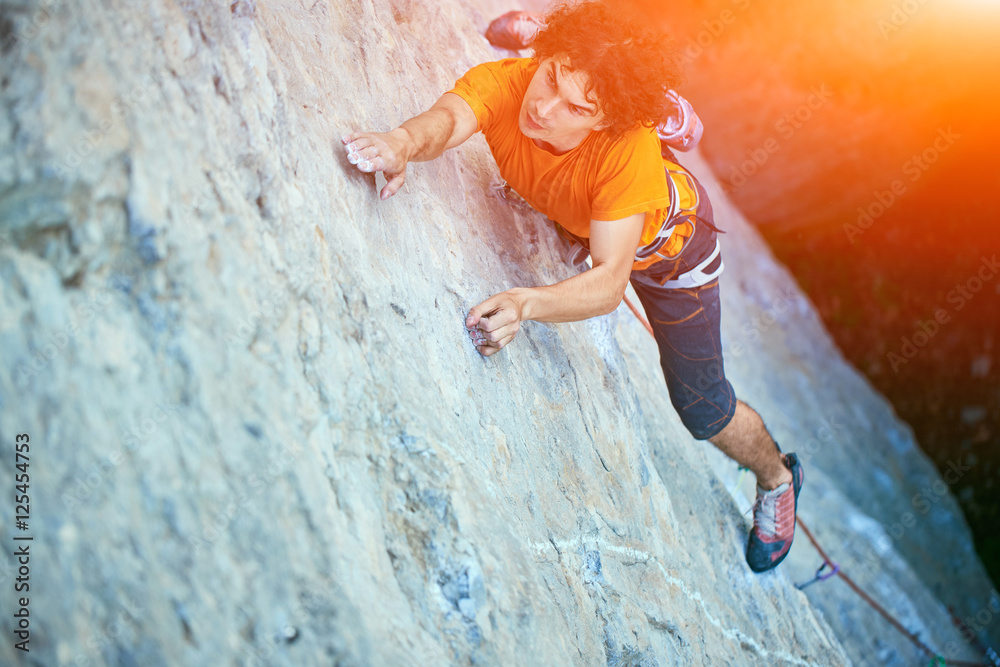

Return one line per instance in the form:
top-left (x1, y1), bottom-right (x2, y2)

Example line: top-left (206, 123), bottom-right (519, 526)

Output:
top-left (620, 293), bottom-right (993, 667)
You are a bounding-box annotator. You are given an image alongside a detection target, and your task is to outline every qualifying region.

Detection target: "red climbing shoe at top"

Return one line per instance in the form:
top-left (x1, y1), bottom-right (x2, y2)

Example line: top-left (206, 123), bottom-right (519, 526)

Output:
top-left (485, 11), bottom-right (546, 51)
top-left (745, 453), bottom-right (804, 573)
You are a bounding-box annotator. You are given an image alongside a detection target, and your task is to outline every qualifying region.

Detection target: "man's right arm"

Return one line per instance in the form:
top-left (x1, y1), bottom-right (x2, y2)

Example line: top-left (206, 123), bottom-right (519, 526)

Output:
top-left (341, 92), bottom-right (479, 200)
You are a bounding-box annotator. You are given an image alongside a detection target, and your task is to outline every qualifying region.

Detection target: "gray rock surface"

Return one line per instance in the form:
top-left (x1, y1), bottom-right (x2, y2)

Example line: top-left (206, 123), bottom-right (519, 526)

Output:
top-left (0, 0), bottom-right (996, 665)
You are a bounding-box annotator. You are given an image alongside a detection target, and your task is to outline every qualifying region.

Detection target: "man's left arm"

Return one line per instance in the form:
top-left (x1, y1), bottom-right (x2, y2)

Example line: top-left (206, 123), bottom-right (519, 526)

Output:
top-left (466, 213), bottom-right (645, 357)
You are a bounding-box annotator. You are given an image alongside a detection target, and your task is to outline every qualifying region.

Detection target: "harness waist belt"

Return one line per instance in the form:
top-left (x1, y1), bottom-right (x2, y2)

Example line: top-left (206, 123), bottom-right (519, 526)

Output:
top-left (656, 238), bottom-right (724, 289)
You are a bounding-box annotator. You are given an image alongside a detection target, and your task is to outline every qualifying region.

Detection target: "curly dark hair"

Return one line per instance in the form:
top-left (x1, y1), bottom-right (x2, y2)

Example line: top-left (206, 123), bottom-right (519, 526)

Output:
top-left (531, 0), bottom-right (680, 139)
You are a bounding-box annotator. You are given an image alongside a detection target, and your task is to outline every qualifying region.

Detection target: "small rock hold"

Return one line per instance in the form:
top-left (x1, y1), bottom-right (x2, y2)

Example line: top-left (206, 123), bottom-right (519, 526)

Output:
top-left (458, 597), bottom-right (476, 620)
top-left (280, 625), bottom-right (299, 643)
top-left (298, 302), bottom-right (322, 360)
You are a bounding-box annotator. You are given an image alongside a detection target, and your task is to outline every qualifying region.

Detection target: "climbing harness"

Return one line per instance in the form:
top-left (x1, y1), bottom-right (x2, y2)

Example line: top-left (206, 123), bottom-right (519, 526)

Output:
top-left (654, 238), bottom-right (724, 289)
top-left (544, 160), bottom-right (725, 288)
top-left (634, 162), bottom-right (701, 263)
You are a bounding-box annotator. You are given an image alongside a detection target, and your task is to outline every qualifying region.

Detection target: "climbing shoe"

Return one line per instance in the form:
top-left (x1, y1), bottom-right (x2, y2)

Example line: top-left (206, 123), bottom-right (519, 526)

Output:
top-left (484, 11), bottom-right (546, 51)
top-left (745, 453), bottom-right (804, 573)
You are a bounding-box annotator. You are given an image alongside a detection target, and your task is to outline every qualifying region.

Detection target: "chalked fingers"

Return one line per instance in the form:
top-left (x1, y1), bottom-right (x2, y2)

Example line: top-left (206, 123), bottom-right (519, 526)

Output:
top-left (343, 139), bottom-right (376, 163)
top-left (476, 332), bottom-right (515, 357)
top-left (356, 155), bottom-right (385, 173)
top-left (342, 129), bottom-right (417, 195)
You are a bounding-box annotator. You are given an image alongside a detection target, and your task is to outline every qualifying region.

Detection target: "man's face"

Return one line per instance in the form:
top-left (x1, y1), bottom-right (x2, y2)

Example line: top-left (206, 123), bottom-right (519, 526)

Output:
top-left (519, 55), bottom-right (608, 153)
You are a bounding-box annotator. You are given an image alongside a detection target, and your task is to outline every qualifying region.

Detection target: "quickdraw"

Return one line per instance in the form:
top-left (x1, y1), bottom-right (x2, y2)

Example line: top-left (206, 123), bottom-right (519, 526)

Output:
top-left (795, 559), bottom-right (840, 590)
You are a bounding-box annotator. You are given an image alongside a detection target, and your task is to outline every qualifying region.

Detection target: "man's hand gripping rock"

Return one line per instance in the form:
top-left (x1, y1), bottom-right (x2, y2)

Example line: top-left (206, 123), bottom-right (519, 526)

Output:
top-left (466, 291), bottom-right (527, 358)
top-left (341, 129), bottom-right (412, 200)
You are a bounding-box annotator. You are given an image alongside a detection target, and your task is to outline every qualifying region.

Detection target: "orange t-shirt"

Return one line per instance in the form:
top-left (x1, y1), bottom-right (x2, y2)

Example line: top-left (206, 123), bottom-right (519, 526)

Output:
top-left (448, 58), bottom-right (694, 271)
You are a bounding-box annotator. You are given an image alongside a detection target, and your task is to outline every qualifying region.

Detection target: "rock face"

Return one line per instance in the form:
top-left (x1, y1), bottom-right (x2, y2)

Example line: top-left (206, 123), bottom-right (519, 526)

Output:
top-left (0, 1), bottom-right (996, 666)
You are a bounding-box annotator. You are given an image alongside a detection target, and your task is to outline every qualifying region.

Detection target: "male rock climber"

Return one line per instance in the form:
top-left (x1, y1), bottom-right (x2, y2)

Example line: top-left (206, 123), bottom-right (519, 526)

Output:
top-left (341, 0), bottom-right (803, 573)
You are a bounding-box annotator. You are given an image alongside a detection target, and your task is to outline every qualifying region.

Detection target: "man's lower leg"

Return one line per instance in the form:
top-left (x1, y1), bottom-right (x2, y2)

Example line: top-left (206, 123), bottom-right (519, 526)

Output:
top-left (708, 399), bottom-right (792, 490)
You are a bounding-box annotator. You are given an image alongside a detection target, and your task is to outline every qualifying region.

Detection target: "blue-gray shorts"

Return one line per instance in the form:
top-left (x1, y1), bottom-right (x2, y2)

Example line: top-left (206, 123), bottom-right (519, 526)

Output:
top-left (628, 178), bottom-right (737, 440)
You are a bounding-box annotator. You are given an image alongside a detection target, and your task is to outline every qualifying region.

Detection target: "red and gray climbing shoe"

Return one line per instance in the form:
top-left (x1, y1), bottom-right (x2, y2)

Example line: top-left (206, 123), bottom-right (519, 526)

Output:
top-left (746, 453), bottom-right (804, 573)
